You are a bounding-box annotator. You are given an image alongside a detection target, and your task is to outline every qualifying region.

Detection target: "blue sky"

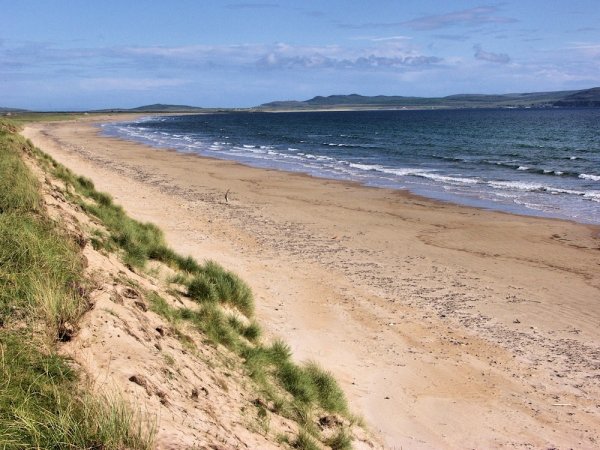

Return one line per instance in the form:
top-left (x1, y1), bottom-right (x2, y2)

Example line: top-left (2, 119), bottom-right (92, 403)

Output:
top-left (1, 0), bottom-right (599, 110)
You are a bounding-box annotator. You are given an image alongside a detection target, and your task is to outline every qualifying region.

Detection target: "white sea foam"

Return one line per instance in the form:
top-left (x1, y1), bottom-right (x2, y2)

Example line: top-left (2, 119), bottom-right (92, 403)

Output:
top-left (580, 173), bottom-right (600, 181)
top-left (418, 173), bottom-right (480, 184)
top-left (489, 181), bottom-right (545, 192)
top-left (584, 191), bottom-right (600, 202)
top-left (346, 163), bottom-right (479, 185)
top-left (234, 146), bottom-right (264, 154)
top-left (315, 155), bottom-right (335, 161)
top-left (517, 166), bottom-right (529, 171)
top-left (547, 187), bottom-right (583, 196)
top-left (352, 164), bottom-right (396, 176)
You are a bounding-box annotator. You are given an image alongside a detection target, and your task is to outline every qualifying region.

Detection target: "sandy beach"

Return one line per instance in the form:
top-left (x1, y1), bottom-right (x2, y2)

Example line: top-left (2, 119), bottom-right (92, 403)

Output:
top-left (23, 117), bottom-right (600, 449)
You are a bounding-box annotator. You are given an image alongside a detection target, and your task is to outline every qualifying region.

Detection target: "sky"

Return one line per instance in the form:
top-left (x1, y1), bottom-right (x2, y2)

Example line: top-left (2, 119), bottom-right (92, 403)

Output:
top-left (1, 0), bottom-right (599, 110)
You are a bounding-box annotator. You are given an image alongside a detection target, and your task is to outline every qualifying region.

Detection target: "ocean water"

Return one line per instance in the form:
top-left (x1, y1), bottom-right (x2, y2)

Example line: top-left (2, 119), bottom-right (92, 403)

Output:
top-left (101, 109), bottom-right (600, 224)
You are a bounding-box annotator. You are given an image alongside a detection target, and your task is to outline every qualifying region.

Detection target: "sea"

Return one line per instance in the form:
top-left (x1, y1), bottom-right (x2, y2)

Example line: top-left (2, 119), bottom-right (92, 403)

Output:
top-left (101, 108), bottom-right (600, 225)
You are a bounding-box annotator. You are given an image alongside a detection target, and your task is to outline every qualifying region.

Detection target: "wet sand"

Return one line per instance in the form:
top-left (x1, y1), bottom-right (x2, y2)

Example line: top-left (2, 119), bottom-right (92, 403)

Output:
top-left (23, 117), bottom-right (600, 449)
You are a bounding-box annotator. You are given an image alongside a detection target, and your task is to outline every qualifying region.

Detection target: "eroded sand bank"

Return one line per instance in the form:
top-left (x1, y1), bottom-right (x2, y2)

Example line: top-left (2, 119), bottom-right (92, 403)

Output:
top-left (23, 117), bottom-right (600, 449)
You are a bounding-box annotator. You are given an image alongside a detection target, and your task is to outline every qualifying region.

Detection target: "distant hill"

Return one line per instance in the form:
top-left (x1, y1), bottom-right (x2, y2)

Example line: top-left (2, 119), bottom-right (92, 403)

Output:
top-left (0, 107), bottom-right (29, 113)
top-left (260, 88), bottom-right (600, 110)
top-left (553, 88), bottom-right (600, 107)
top-left (93, 104), bottom-right (205, 113)
top-left (128, 103), bottom-right (205, 112)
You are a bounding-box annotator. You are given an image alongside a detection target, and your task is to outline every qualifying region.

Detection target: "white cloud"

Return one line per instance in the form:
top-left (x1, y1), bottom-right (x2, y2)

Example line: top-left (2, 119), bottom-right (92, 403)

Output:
top-left (473, 44), bottom-right (510, 63)
top-left (116, 41), bottom-right (442, 71)
top-left (370, 36), bottom-right (413, 42)
top-left (404, 6), bottom-right (516, 30)
top-left (567, 42), bottom-right (600, 58)
top-left (338, 5), bottom-right (516, 31)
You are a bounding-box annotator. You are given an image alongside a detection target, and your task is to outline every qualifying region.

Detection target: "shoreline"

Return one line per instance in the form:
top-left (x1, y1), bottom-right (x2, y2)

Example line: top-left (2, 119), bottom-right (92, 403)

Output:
top-left (100, 112), bottom-right (600, 226)
top-left (102, 114), bottom-right (600, 234)
top-left (23, 117), bottom-right (600, 448)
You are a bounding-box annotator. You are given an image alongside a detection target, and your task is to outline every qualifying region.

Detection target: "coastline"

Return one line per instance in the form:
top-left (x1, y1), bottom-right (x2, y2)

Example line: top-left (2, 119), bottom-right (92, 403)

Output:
top-left (23, 117), bottom-right (600, 448)
top-left (101, 110), bottom-right (600, 226)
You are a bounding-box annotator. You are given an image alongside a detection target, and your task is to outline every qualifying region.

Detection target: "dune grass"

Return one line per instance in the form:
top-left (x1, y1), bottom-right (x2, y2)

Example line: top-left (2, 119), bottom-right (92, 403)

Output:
top-left (34, 150), bottom-right (257, 322)
top-left (149, 288), bottom-right (349, 418)
top-left (0, 122), bottom-right (82, 332)
top-left (22, 119), bottom-right (354, 447)
top-left (324, 428), bottom-right (353, 450)
top-left (293, 429), bottom-right (321, 450)
top-left (0, 119), bottom-right (153, 449)
top-left (187, 261), bottom-right (254, 316)
top-left (0, 333), bottom-right (153, 450)
top-left (5, 112), bottom-right (87, 125)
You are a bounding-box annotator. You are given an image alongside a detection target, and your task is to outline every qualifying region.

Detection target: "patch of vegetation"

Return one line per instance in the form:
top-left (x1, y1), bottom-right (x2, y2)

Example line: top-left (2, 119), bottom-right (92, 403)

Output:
top-left (0, 334), bottom-right (152, 449)
top-left (6, 112), bottom-right (87, 125)
top-left (324, 428), bottom-right (352, 450)
top-left (187, 260), bottom-right (254, 317)
top-left (0, 123), bottom-right (82, 335)
top-left (0, 119), bottom-right (153, 449)
top-left (23, 119), bottom-right (355, 447)
top-left (148, 290), bottom-right (349, 440)
top-left (292, 429), bottom-right (321, 450)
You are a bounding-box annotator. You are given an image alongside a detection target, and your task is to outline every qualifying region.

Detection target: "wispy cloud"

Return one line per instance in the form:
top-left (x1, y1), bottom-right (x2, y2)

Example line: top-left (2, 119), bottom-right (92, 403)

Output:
top-left (0, 39), bottom-right (444, 80)
top-left (370, 36), bottom-right (413, 42)
top-left (338, 5), bottom-right (516, 31)
top-left (52, 41), bottom-right (441, 71)
top-left (473, 44), bottom-right (510, 63)
top-left (302, 9), bottom-right (326, 18)
top-left (225, 2), bottom-right (279, 9)
top-left (253, 42), bottom-right (441, 70)
top-left (256, 51), bottom-right (440, 70)
top-left (433, 34), bottom-right (469, 41)
top-left (567, 42), bottom-right (600, 59)
top-left (403, 6), bottom-right (516, 30)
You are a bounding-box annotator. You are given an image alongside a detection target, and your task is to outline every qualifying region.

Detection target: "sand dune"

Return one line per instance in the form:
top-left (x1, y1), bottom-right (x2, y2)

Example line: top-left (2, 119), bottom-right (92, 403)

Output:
top-left (24, 117), bottom-right (600, 449)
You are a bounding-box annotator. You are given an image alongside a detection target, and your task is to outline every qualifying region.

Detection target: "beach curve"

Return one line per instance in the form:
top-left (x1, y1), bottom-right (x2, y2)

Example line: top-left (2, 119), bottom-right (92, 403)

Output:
top-left (23, 116), bottom-right (600, 449)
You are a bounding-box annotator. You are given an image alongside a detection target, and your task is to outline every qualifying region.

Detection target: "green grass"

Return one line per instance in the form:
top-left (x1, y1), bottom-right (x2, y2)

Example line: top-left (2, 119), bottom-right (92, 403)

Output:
top-left (187, 261), bottom-right (254, 317)
top-left (34, 147), bottom-right (257, 318)
top-left (324, 428), bottom-right (352, 450)
top-left (0, 119), bottom-right (153, 449)
top-left (5, 112), bottom-right (88, 125)
top-left (0, 333), bottom-right (153, 449)
top-left (27, 151), bottom-right (174, 270)
top-left (0, 130), bottom-right (40, 213)
top-left (18, 118), bottom-right (355, 447)
top-left (292, 429), bottom-right (321, 450)
top-left (0, 124), bottom-right (83, 335)
top-left (303, 362), bottom-right (348, 414)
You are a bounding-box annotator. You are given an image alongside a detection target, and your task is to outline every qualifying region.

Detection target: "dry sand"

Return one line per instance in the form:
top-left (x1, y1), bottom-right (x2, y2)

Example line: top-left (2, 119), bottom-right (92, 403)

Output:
top-left (23, 117), bottom-right (600, 449)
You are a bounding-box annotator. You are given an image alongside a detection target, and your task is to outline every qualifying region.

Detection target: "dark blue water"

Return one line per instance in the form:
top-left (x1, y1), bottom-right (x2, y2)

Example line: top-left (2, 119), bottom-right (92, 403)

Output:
top-left (101, 109), bottom-right (600, 224)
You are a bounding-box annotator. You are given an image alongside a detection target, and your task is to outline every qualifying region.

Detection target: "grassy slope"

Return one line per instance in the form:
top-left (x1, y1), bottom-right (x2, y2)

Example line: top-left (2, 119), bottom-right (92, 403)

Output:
top-left (0, 119), bottom-right (152, 449)
top-left (4, 118), bottom-right (356, 449)
top-left (39, 132), bottom-right (353, 448)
